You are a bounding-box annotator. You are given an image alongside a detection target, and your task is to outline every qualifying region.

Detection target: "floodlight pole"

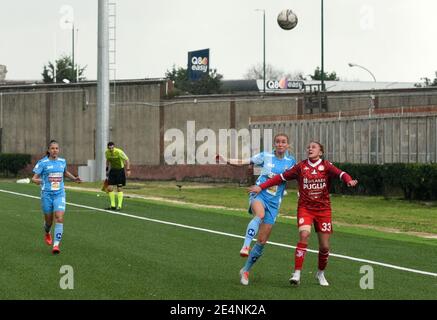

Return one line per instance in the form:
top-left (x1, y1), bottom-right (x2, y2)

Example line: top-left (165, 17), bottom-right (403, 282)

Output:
top-left (263, 10), bottom-right (266, 93)
top-left (96, 0), bottom-right (110, 181)
top-left (321, 0), bottom-right (325, 92)
top-left (72, 23), bottom-right (75, 82)
top-left (255, 9), bottom-right (266, 93)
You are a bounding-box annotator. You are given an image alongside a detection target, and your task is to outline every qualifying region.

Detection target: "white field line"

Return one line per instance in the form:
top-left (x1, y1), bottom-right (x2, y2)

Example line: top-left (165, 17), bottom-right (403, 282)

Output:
top-left (1, 188), bottom-right (437, 278)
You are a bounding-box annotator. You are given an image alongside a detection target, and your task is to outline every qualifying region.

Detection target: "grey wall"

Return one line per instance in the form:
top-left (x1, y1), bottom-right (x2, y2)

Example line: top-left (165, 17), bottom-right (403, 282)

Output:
top-left (2, 81), bottom-right (437, 167)
top-left (0, 81), bottom-right (162, 165)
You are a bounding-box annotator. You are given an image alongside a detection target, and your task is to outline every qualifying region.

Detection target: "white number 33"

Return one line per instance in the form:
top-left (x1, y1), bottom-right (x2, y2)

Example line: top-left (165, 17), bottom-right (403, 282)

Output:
top-left (321, 222), bottom-right (331, 232)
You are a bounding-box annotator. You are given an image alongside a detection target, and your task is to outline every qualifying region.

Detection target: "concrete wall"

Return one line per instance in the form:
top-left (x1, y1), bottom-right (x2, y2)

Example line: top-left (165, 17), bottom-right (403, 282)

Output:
top-left (2, 81), bottom-right (437, 181)
top-left (327, 89), bottom-right (437, 112)
top-left (0, 80), bottom-right (162, 165)
top-left (161, 96), bottom-right (299, 164)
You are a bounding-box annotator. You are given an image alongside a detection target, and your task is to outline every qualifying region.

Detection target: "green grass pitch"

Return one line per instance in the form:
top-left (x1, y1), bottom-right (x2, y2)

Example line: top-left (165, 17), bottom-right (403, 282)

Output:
top-left (1, 181), bottom-right (436, 300)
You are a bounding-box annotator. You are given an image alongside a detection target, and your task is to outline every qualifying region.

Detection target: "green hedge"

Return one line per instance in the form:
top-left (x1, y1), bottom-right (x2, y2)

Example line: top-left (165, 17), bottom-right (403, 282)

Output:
top-left (330, 163), bottom-right (437, 200)
top-left (0, 153), bottom-right (32, 176)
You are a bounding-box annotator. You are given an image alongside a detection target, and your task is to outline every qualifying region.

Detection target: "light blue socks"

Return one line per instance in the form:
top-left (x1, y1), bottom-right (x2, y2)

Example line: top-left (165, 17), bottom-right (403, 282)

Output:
top-left (243, 243), bottom-right (265, 272)
top-left (54, 223), bottom-right (63, 246)
top-left (243, 216), bottom-right (262, 248)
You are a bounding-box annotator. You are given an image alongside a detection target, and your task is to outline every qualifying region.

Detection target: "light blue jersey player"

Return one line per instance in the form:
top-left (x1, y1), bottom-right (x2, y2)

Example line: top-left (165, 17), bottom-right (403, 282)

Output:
top-left (32, 140), bottom-right (81, 255)
top-left (238, 133), bottom-right (296, 286)
top-left (248, 151), bottom-right (296, 224)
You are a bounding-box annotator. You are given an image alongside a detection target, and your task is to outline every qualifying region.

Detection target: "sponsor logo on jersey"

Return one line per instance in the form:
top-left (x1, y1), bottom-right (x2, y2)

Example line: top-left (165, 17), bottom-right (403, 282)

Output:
top-left (303, 178), bottom-right (327, 190)
top-left (49, 172), bottom-right (63, 177)
top-left (311, 169), bottom-right (317, 175)
top-left (48, 172), bottom-right (63, 183)
top-left (318, 165), bottom-right (324, 171)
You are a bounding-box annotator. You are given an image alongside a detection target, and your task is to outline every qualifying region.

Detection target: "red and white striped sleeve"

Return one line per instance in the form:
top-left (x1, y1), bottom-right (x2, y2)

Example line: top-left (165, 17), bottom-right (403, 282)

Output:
top-left (327, 161), bottom-right (352, 184)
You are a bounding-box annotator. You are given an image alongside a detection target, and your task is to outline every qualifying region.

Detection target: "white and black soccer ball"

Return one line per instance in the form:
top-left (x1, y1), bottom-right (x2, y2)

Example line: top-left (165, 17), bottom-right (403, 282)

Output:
top-left (277, 9), bottom-right (298, 30)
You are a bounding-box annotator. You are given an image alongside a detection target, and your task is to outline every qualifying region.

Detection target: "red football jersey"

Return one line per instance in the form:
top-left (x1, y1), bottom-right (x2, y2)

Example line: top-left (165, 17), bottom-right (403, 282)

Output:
top-left (260, 159), bottom-right (352, 211)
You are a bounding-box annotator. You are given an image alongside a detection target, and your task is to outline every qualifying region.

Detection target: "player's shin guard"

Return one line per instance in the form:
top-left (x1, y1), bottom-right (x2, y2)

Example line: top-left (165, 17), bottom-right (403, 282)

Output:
top-left (108, 191), bottom-right (116, 208)
top-left (318, 248), bottom-right (329, 271)
top-left (294, 242), bottom-right (308, 270)
top-left (117, 192), bottom-right (124, 208)
top-left (243, 216), bottom-right (262, 248)
top-left (243, 243), bottom-right (265, 272)
top-left (53, 223), bottom-right (63, 246)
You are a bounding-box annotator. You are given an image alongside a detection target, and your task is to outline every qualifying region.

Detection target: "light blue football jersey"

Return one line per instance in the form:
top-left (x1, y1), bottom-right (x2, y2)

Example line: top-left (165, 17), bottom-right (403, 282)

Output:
top-left (251, 151), bottom-right (296, 204)
top-left (33, 156), bottom-right (67, 193)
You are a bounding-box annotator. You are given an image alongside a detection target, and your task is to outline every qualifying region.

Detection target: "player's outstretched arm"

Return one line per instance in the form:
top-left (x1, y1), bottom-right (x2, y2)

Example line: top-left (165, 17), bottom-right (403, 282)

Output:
top-left (347, 179), bottom-right (358, 187)
top-left (216, 154), bottom-right (250, 166)
top-left (31, 174), bottom-right (41, 185)
top-left (257, 165), bottom-right (298, 191)
top-left (65, 171), bottom-right (82, 183)
top-left (328, 162), bottom-right (357, 187)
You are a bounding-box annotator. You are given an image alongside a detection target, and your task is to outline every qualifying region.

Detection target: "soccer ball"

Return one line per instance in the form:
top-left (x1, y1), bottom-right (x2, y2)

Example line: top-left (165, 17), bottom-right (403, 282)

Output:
top-left (277, 9), bottom-right (298, 30)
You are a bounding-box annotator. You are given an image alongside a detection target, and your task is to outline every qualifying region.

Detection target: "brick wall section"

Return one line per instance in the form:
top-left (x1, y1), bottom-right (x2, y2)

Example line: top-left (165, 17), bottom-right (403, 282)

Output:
top-left (21, 156), bottom-right (253, 184)
top-left (132, 164), bottom-right (252, 183)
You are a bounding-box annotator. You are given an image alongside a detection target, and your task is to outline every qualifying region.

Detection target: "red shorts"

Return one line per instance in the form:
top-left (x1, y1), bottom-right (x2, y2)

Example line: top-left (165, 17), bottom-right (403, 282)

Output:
top-left (297, 207), bottom-right (333, 234)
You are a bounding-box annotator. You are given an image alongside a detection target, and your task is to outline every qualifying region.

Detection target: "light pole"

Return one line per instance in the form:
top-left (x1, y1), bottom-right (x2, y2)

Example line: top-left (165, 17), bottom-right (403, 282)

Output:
top-left (348, 62), bottom-right (376, 82)
top-left (65, 19), bottom-right (75, 82)
top-left (72, 23), bottom-right (75, 82)
top-left (321, 0), bottom-right (325, 91)
top-left (255, 9), bottom-right (266, 93)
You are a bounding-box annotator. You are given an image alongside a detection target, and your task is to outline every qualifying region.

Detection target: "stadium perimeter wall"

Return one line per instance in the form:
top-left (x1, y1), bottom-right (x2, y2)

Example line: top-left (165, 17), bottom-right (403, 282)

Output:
top-left (1, 80), bottom-right (437, 181)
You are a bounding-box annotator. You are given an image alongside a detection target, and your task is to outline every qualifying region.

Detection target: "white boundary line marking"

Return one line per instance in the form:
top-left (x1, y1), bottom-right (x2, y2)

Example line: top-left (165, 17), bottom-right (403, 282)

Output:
top-left (1, 188), bottom-right (437, 278)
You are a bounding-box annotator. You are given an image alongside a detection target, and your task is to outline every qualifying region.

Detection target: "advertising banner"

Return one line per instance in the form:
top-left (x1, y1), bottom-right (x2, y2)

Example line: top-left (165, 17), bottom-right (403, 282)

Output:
top-left (188, 49), bottom-right (209, 81)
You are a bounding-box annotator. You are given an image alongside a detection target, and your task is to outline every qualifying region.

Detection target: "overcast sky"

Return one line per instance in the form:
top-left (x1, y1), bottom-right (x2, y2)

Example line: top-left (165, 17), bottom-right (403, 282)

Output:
top-left (1, 0), bottom-right (436, 83)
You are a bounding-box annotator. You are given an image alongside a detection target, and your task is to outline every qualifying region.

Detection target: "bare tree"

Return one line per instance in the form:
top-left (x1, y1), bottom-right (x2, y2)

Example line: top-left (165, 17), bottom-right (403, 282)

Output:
top-left (244, 63), bottom-right (304, 80)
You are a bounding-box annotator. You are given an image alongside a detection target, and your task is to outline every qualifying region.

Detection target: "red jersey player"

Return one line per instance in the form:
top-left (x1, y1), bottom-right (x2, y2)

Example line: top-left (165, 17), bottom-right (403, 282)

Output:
top-left (248, 141), bottom-right (358, 286)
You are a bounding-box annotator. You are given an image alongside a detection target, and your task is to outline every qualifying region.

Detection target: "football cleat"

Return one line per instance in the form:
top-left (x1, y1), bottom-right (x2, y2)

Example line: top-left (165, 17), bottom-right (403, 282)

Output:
top-left (105, 206), bottom-right (116, 210)
top-left (239, 268), bottom-right (249, 286)
top-left (289, 272), bottom-right (301, 286)
top-left (239, 246), bottom-right (250, 257)
top-left (52, 245), bottom-right (60, 255)
top-left (44, 233), bottom-right (52, 246)
top-left (116, 207), bottom-right (122, 211)
top-left (316, 271), bottom-right (329, 286)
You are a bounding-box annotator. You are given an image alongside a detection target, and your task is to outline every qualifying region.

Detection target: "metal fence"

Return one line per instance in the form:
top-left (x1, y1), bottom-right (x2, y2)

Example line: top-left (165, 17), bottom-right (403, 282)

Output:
top-left (250, 108), bottom-right (437, 164)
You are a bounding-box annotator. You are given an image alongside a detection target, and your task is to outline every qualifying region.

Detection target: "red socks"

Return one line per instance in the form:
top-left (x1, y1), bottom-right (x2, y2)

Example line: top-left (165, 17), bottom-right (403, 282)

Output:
top-left (294, 242), bottom-right (308, 270)
top-left (294, 243), bottom-right (330, 271)
top-left (318, 248), bottom-right (329, 271)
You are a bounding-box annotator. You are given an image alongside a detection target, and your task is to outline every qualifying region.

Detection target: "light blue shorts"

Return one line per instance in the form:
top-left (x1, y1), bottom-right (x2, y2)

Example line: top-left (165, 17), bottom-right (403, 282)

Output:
top-left (248, 191), bottom-right (280, 225)
top-left (41, 191), bottom-right (66, 214)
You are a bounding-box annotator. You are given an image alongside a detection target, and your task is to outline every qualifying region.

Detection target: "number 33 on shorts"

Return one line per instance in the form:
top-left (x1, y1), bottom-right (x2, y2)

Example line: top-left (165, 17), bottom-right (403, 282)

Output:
top-left (320, 222), bottom-right (332, 232)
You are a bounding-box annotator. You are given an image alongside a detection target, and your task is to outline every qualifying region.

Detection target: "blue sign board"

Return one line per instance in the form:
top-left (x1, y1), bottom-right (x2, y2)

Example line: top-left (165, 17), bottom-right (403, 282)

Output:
top-left (188, 49), bottom-right (209, 81)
